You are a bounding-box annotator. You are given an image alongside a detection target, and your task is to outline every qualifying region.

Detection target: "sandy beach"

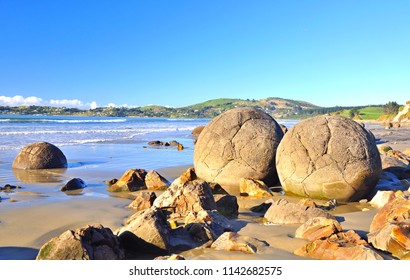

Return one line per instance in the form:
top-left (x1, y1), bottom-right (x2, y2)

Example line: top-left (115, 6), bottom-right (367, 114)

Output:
top-left (0, 121), bottom-right (409, 260)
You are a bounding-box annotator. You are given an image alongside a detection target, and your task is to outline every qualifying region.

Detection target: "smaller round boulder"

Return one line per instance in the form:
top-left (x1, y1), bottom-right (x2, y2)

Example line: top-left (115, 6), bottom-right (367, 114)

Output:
top-left (12, 142), bottom-right (67, 170)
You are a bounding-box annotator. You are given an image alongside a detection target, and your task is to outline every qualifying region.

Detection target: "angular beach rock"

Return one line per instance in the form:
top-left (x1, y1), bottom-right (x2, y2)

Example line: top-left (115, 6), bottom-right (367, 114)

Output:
top-left (36, 224), bottom-right (124, 260)
top-left (153, 179), bottom-right (216, 215)
top-left (264, 199), bottom-right (335, 224)
top-left (194, 107), bottom-right (284, 188)
top-left (171, 167), bottom-right (197, 186)
top-left (117, 207), bottom-right (171, 253)
top-left (211, 232), bottom-right (268, 254)
top-left (276, 115), bottom-right (382, 202)
top-left (209, 182), bottom-right (229, 195)
top-left (295, 217), bottom-right (342, 241)
top-left (215, 194), bottom-right (239, 217)
top-left (60, 178), bottom-right (87, 192)
top-left (239, 178), bottom-right (273, 197)
top-left (128, 192), bottom-right (157, 211)
top-left (184, 210), bottom-right (233, 237)
top-left (145, 170), bottom-right (169, 190)
top-left (294, 230), bottom-right (383, 260)
top-left (367, 195), bottom-right (410, 259)
top-left (386, 150), bottom-right (410, 166)
top-left (369, 190), bottom-right (397, 208)
top-left (107, 169), bottom-right (147, 192)
top-left (12, 141), bottom-right (67, 170)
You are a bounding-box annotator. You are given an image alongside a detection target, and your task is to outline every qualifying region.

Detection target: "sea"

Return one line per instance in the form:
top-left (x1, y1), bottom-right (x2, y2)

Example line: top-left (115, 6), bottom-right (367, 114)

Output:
top-left (0, 114), bottom-right (298, 204)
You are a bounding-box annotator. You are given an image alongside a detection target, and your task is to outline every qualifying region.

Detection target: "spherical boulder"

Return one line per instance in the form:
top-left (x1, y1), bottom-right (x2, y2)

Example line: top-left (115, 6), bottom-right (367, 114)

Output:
top-left (276, 115), bottom-right (382, 202)
top-left (194, 107), bottom-right (284, 188)
top-left (12, 142), bottom-right (67, 170)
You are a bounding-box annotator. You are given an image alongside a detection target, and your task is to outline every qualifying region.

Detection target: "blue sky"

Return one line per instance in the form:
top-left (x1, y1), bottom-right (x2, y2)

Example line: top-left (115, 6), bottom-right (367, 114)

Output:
top-left (0, 0), bottom-right (409, 109)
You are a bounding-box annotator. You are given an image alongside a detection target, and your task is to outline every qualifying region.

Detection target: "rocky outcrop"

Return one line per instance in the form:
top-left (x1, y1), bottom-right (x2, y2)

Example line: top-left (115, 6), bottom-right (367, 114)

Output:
top-left (12, 142), bottom-right (67, 170)
top-left (117, 207), bottom-right (171, 254)
top-left (294, 230), bottom-right (383, 260)
top-left (107, 169), bottom-right (147, 192)
top-left (36, 224), bottom-right (125, 260)
top-left (184, 210), bottom-right (233, 238)
top-left (128, 192), bottom-right (157, 211)
top-left (367, 195), bottom-right (410, 259)
top-left (276, 115), bottom-right (382, 202)
top-left (295, 217), bottom-right (342, 241)
top-left (194, 107), bottom-right (284, 188)
top-left (211, 232), bottom-right (268, 254)
top-left (239, 178), bottom-right (273, 197)
top-left (153, 180), bottom-right (217, 215)
top-left (264, 199), bottom-right (335, 224)
top-left (145, 170), bottom-right (169, 190)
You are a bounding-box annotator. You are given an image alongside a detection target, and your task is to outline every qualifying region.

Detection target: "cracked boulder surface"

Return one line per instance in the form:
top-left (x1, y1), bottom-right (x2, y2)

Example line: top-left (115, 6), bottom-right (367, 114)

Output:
top-left (194, 107), bottom-right (284, 188)
top-left (12, 141), bottom-right (67, 169)
top-left (276, 115), bottom-right (382, 202)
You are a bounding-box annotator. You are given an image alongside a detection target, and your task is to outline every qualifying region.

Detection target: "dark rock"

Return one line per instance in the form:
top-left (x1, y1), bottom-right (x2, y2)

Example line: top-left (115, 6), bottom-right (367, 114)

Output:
top-left (1, 184), bottom-right (21, 192)
top-left (250, 200), bottom-right (274, 214)
top-left (12, 142), bottom-right (67, 170)
top-left (60, 178), bottom-right (87, 192)
top-left (208, 182), bottom-right (229, 195)
top-left (148, 141), bottom-right (165, 146)
top-left (215, 195), bottom-right (239, 217)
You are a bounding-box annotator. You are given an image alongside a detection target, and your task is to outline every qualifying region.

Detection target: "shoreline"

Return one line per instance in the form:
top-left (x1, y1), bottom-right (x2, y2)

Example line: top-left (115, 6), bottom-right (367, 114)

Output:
top-left (0, 122), bottom-right (409, 260)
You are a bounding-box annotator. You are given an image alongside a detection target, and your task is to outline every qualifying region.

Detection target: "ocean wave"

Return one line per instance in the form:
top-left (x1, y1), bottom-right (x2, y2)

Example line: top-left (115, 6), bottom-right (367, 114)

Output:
top-left (0, 126), bottom-right (197, 136)
top-left (48, 118), bottom-right (128, 123)
top-left (0, 118), bottom-right (128, 124)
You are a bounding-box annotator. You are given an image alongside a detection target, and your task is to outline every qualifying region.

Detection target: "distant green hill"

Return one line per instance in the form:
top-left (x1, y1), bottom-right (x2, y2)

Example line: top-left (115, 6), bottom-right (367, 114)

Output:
top-left (0, 98), bottom-right (386, 120)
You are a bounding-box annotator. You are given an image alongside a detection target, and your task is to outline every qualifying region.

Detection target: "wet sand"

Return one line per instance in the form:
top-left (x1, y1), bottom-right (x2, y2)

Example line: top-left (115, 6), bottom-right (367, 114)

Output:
top-left (0, 123), bottom-right (409, 260)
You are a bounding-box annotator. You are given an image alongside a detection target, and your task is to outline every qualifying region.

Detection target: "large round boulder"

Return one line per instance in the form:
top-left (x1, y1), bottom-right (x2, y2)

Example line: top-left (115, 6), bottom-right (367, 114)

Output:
top-left (276, 115), bottom-right (382, 202)
top-left (12, 142), bottom-right (67, 170)
top-left (194, 107), bottom-right (284, 188)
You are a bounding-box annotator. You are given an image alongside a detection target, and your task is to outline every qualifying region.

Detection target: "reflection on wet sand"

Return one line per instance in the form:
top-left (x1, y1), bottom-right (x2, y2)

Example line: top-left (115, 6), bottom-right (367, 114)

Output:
top-left (12, 168), bottom-right (67, 183)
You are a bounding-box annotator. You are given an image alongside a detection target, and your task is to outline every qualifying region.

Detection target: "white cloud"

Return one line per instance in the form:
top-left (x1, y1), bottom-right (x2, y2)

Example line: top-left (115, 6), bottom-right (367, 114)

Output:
top-left (0, 95), bottom-right (43, 106)
top-left (90, 101), bottom-right (97, 110)
top-left (0, 95), bottom-right (99, 109)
